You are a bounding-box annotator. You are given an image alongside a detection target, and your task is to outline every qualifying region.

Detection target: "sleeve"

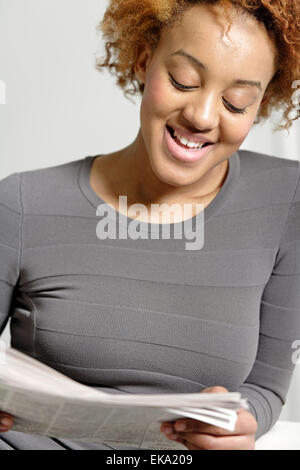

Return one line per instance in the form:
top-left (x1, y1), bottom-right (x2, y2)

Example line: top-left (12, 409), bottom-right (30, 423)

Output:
top-left (236, 160), bottom-right (300, 441)
top-left (0, 172), bottom-right (22, 336)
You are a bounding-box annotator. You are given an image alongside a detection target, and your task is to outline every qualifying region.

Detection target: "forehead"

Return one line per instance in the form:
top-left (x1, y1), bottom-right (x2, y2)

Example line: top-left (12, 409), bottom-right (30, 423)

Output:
top-left (157, 4), bottom-right (276, 81)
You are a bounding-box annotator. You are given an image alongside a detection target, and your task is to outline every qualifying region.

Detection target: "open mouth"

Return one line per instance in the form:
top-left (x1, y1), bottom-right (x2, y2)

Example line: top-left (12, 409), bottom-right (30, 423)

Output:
top-left (166, 125), bottom-right (212, 151)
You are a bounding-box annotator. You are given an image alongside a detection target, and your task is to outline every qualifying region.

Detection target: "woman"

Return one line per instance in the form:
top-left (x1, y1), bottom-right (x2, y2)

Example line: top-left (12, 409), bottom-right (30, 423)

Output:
top-left (0, 0), bottom-right (299, 450)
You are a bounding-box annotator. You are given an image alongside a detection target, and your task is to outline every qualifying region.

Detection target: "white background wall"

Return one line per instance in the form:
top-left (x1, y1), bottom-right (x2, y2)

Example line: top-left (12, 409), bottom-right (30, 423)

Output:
top-left (0, 0), bottom-right (299, 421)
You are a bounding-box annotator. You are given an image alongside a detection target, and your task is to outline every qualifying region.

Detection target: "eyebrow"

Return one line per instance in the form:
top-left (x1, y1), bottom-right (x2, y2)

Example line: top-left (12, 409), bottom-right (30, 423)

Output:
top-left (171, 49), bottom-right (262, 92)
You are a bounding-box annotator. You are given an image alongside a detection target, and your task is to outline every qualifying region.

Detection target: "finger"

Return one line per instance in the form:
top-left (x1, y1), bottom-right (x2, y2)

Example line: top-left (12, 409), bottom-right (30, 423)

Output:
top-left (160, 421), bottom-right (176, 433)
top-left (173, 409), bottom-right (257, 436)
top-left (0, 412), bottom-right (13, 419)
top-left (178, 438), bottom-right (202, 451)
top-left (201, 386), bottom-right (229, 394)
top-left (164, 434), bottom-right (201, 450)
top-left (0, 426), bottom-right (11, 433)
top-left (176, 432), bottom-right (255, 450)
top-left (0, 421), bottom-right (14, 432)
top-left (173, 419), bottom-right (235, 436)
top-left (0, 414), bottom-right (13, 428)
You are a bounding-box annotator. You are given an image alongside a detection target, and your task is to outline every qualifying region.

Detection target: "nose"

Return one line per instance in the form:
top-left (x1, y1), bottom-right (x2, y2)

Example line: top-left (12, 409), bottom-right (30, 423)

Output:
top-left (181, 92), bottom-right (219, 131)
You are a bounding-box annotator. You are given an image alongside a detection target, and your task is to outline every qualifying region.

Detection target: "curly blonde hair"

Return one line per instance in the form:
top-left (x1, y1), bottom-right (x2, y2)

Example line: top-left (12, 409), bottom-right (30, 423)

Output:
top-left (96, 0), bottom-right (300, 133)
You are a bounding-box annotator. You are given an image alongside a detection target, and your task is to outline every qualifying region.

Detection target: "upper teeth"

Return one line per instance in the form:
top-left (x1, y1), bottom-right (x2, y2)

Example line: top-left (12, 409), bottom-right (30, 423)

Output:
top-left (173, 130), bottom-right (206, 149)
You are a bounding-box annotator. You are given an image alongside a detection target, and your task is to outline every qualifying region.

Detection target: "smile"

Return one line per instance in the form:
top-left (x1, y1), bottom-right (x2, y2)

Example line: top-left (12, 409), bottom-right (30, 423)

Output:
top-left (164, 125), bottom-right (215, 163)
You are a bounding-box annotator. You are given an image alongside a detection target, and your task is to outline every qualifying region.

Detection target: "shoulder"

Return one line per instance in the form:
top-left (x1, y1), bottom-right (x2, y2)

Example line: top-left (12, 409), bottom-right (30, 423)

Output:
top-left (0, 157), bottom-right (86, 214)
top-left (238, 148), bottom-right (299, 174)
top-left (237, 149), bottom-right (299, 205)
top-left (0, 172), bottom-right (22, 214)
top-left (0, 173), bottom-right (22, 259)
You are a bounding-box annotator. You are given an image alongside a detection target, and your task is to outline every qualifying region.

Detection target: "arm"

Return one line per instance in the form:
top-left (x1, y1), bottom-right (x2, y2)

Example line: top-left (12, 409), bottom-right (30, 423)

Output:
top-left (236, 159), bottom-right (300, 441)
top-left (160, 160), bottom-right (300, 449)
top-left (0, 172), bottom-right (22, 432)
top-left (0, 172), bottom-right (22, 336)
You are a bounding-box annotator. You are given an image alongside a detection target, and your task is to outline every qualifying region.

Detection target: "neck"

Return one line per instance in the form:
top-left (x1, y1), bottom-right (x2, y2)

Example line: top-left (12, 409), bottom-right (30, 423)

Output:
top-left (115, 131), bottom-right (229, 207)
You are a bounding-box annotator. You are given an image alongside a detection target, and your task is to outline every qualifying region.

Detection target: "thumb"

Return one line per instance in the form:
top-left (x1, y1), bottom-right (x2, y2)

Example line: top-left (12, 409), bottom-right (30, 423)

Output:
top-left (201, 385), bottom-right (229, 393)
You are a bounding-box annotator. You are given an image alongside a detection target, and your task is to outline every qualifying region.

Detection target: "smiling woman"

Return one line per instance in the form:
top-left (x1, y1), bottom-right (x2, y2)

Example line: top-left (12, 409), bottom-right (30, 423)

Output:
top-left (91, 0), bottom-right (299, 211)
top-left (1, 0), bottom-right (300, 452)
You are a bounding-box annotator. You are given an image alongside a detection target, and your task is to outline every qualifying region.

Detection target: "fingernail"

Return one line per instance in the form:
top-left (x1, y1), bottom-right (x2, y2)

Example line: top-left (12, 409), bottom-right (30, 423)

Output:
top-left (167, 433), bottom-right (179, 440)
top-left (175, 422), bottom-right (186, 431)
top-left (163, 426), bottom-right (173, 434)
top-left (1, 417), bottom-right (12, 427)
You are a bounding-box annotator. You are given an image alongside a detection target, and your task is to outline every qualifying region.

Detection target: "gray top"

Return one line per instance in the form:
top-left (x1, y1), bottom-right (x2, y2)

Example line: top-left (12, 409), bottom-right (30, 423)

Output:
top-left (0, 149), bottom-right (299, 448)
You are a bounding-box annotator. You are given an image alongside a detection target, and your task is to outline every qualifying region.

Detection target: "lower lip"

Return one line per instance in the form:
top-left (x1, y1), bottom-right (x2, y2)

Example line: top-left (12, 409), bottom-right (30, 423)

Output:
top-left (163, 125), bottom-right (215, 163)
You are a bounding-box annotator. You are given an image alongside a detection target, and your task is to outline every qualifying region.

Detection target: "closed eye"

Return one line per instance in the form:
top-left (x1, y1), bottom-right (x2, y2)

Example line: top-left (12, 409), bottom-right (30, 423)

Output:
top-left (222, 98), bottom-right (247, 115)
top-left (168, 73), bottom-right (195, 91)
top-left (168, 73), bottom-right (248, 115)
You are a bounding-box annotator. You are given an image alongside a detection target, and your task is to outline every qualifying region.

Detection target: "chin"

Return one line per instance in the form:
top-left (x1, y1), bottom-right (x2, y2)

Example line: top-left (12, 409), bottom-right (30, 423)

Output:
top-left (149, 151), bottom-right (196, 188)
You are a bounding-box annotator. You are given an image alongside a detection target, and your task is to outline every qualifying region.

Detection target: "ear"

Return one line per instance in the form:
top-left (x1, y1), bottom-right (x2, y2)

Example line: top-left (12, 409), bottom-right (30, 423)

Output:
top-left (134, 43), bottom-right (153, 85)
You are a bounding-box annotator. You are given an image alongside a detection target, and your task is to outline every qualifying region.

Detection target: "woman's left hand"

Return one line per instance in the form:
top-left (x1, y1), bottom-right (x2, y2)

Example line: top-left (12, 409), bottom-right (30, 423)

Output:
top-left (160, 386), bottom-right (258, 450)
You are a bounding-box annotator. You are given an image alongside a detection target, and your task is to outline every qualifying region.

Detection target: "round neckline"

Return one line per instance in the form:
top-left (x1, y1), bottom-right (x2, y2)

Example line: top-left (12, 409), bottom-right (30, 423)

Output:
top-left (78, 150), bottom-right (240, 233)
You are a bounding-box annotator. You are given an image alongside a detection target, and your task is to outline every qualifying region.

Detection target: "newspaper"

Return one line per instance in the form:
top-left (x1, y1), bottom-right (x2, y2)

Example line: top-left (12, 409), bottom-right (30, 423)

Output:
top-left (0, 348), bottom-right (249, 450)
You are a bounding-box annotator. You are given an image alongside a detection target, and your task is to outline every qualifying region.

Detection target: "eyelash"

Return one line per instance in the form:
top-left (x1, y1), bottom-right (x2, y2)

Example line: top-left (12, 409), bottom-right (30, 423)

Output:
top-left (168, 74), bottom-right (247, 115)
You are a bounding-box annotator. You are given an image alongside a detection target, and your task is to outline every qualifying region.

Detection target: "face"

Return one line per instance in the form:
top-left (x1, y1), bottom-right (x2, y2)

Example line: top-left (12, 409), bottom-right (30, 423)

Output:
top-left (132, 3), bottom-right (276, 194)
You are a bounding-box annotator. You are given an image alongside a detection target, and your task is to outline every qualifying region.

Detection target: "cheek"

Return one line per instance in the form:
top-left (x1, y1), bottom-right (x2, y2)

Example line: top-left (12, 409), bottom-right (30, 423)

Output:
top-left (222, 115), bottom-right (256, 145)
top-left (142, 72), bottom-right (170, 116)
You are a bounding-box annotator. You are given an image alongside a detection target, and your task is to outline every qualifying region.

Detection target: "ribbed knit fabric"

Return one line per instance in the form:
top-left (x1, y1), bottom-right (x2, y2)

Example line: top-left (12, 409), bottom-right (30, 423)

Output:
top-left (0, 149), bottom-right (299, 449)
